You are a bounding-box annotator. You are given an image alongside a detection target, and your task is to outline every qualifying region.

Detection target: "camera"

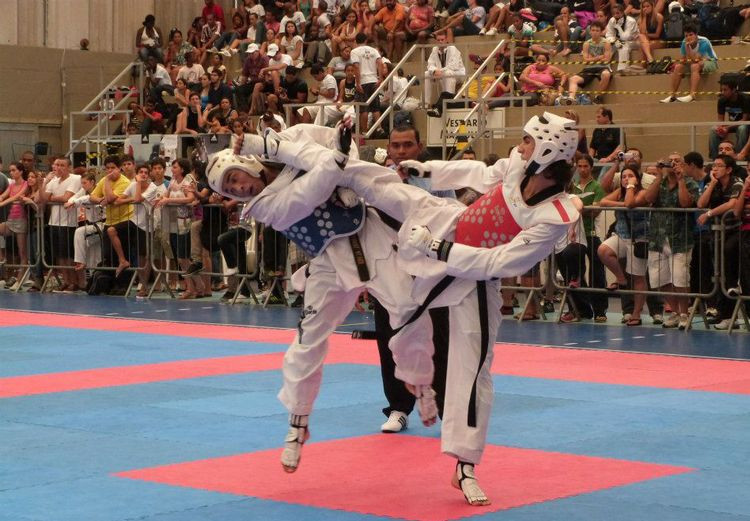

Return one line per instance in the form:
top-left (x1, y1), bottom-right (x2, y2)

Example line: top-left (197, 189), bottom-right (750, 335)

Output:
top-left (617, 151), bottom-right (634, 161)
top-left (656, 160), bottom-right (672, 168)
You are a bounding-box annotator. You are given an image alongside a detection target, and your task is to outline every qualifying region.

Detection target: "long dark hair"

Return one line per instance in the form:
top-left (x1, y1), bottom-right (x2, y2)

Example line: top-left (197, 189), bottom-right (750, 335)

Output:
top-left (542, 159), bottom-right (574, 187)
top-left (618, 165), bottom-right (642, 201)
top-left (10, 161), bottom-right (28, 181)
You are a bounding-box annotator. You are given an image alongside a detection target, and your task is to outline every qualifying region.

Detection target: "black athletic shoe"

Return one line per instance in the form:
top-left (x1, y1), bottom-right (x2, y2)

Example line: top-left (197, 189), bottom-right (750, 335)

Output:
top-left (185, 262), bottom-right (203, 276)
top-left (339, 124), bottom-right (352, 156)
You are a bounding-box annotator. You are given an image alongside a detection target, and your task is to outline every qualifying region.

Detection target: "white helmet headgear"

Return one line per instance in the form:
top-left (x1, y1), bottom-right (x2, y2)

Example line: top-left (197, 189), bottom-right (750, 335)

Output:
top-left (206, 149), bottom-right (266, 200)
top-left (523, 112), bottom-right (579, 176)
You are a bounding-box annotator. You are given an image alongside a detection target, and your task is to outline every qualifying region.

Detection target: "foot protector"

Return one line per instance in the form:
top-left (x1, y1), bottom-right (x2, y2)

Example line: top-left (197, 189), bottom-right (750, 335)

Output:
top-left (281, 414), bottom-right (309, 473)
top-left (451, 461), bottom-right (491, 506)
top-left (407, 384), bottom-right (438, 427)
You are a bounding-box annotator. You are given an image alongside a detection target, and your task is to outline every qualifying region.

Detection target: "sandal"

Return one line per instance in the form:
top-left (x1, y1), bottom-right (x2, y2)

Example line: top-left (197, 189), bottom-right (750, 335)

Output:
top-left (607, 281), bottom-right (626, 291)
top-left (452, 462), bottom-right (491, 506)
top-left (626, 318), bottom-right (642, 326)
top-left (178, 291), bottom-right (197, 300)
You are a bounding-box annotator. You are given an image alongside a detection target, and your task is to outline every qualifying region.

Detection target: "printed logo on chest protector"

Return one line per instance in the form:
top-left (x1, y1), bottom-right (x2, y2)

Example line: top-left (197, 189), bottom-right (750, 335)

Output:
top-left (455, 184), bottom-right (523, 248)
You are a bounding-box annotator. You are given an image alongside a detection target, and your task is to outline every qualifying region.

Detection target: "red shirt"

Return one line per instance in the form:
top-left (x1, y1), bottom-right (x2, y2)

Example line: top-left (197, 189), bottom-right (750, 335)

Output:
top-left (202, 3), bottom-right (226, 29)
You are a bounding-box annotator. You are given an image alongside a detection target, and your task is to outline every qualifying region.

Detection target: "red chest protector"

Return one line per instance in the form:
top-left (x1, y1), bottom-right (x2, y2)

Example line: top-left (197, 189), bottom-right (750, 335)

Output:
top-left (455, 183), bottom-right (523, 247)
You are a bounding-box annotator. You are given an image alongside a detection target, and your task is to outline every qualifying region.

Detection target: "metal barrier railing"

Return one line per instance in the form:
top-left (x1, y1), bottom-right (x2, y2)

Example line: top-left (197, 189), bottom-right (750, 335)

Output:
top-left (0, 205), bottom-right (40, 292)
top-left (719, 211), bottom-right (750, 335)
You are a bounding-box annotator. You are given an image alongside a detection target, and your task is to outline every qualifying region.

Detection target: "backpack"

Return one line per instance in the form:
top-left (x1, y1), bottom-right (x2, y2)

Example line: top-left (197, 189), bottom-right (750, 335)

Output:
top-left (699, 6), bottom-right (744, 41)
top-left (720, 71), bottom-right (750, 93)
top-left (86, 270), bottom-right (114, 296)
top-left (663, 11), bottom-right (685, 42)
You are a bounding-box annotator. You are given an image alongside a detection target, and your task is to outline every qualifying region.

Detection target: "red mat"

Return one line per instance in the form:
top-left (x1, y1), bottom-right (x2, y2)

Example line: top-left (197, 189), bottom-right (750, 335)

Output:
top-left (116, 434), bottom-right (693, 521)
top-left (3, 310), bottom-right (750, 398)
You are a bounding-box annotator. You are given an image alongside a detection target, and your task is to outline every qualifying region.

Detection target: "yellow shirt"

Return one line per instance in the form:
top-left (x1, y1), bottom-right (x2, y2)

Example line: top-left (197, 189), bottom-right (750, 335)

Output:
top-left (466, 74), bottom-right (495, 100)
top-left (91, 174), bottom-right (133, 226)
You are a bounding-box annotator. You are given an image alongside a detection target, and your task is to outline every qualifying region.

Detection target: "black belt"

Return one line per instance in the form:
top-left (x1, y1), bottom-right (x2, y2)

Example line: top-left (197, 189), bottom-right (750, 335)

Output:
top-left (391, 275), bottom-right (455, 336)
top-left (467, 280), bottom-right (489, 428)
top-left (348, 234), bottom-right (370, 282)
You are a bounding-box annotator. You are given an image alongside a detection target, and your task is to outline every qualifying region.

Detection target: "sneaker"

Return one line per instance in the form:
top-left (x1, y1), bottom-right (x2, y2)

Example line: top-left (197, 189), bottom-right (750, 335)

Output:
top-left (381, 410), bottom-right (408, 433)
top-left (621, 313), bottom-right (631, 323)
top-left (660, 95), bottom-right (676, 103)
top-left (559, 95), bottom-right (577, 106)
top-left (727, 286), bottom-right (741, 297)
top-left (651, 314), bottom-right (663, 325)
top-left (486, 27), bottom-right (498, 36)
top-left (715, 318), bottom-right (739, 330)
top-left (185, 261), bottom-right (203, 276)
top-left (662, 312), bottom-right (680, 328)
top-left (426, 109), bottom-right (441, 118)
top-left (479, 27), bottom-right (487, 35)
top-left (676, 94), bottom-right (694, 103)
top-left (220, 48), bottom-right (232, 57)
top-left (594, 315), bottom-right (608, 323)
top-left (560, 312), bottom-right (580, 323)
top-left (678, 313), bottom-right (689, 330)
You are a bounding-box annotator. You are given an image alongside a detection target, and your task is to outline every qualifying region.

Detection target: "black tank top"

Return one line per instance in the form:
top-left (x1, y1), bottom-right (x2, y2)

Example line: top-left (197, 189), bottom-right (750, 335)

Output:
top-left (343, 79), bottom-right (356, 103)
top-left (187, 108), bottom-right (200, 131)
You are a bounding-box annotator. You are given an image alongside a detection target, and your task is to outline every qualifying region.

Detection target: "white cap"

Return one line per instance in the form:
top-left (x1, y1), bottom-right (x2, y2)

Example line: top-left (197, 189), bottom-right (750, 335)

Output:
top-left (668, 1), bottom-right (683, 12)
top-left (522, 112), bottom-right (579, 175)
top-left (267, 43), bottom-right (279, 57)
top-left (206, 149), bottom-right (265, 200)
top-left (246, 43), bottom-right (259, 54)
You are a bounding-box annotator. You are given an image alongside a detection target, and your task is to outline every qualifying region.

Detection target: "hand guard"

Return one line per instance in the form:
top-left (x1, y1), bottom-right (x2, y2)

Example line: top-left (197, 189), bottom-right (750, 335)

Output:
top-left (335, 187), bottom-right (359, 208)
top-left (400, 159), bottom-right (430, 178)
top-left (407, 226), bottom-right (453, 261)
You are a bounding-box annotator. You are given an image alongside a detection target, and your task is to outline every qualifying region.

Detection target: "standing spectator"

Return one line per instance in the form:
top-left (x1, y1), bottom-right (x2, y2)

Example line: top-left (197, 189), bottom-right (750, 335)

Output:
top-left (65, 171), bottom-right (105, 274)
top-left (638, 157), bottom-right (699, 329)
top-left (637, 0), bottom-right (663, 67)
top-left (0, 162), bottom-right (29, 289)
top-left (597, 165), bottom-right (650, 326)
top-left (369, 0), bottom-right (407, 60)
top-left (683, 152), bottom-right (714, 309)
top-left (300, 64), bottom-right (341, 125)
top-left (565, 154), bottom-right (608, 322)
top-left (424, 32), bottom-right (465, 118)
top-left (405, 0), bottom-right (435, 43)
top-left (351, 32), bottom-right (386, 137)
top-left (589, 107), bottom-right (624, 165)
top-left (203, 0), bottom-right (227, 29)
top-left (709, 77), bottom-right (750, 160)
top-left (41, 157), bottom-right (82, 291)
top-left (605, 4), bottom-right (639, 73)
top-left (237, 44), bottom-right (269, 112)
top-left (660, 23), bottom-right (718, 104)
top-left (732, 175), bottom-right (750, 309)
top-left (566, 21), bottom-right (612, 103)
top-left (135, 14), bottom-right (164, 63)
top-left (327, 44), bottom-right (354, 81)
top-left (696, 155), bottom-right (744, 329)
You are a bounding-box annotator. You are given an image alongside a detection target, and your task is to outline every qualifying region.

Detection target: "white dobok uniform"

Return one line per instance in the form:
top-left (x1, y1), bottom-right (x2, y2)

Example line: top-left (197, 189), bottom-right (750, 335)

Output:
top-left (237, 125), bottom-right (434, 418)
top-left (269, 141), bottom-right (579, 464)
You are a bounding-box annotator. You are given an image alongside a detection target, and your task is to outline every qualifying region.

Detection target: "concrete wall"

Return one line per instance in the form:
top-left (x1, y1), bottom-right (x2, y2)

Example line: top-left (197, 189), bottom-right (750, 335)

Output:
top-left (0, 0), bottom-right (234, 54)
top-left (0, 44), bottom-right (133, 160)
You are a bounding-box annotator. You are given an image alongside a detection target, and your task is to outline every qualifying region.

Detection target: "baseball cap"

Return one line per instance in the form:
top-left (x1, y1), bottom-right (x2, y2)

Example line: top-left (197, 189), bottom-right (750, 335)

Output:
top-left (267, 43), bottom-right (279, 57)
top-left (246, 43), bottom-right (259, 54)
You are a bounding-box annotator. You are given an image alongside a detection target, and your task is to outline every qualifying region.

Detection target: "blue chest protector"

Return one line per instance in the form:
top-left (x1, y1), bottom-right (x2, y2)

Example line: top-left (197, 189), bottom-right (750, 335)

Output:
top-left (281, 170), bottom-right (366, 257)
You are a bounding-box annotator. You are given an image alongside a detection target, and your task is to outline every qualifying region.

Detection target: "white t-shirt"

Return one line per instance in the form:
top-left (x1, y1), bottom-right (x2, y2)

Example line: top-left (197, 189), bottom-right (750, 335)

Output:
top-left (46, 174), bottom-right (81, 227)
top-left (319, 73), bottom-right (338, 100)
top-left (124, 181), bottom-right (161, 231)
top-left (280, 12), bottom-right (307, 33)
top-left (350, 45), bottom-right (381, 85)
top-left (164, 174), bottom-right (195, 234)
top-left (176, 63), bottom-right (205, 85)
top-left (271, 54), bottom-right (294, 68)
top-left (151, 64), bottom-right (172, 86)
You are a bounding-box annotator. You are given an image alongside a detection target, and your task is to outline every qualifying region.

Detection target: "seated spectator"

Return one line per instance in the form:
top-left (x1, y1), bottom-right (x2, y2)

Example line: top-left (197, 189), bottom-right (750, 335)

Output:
top-left (354, 0), bottom-right (376, 29)
top-left (432, 0), bottom-right (486, 42)
top-left (565, 21), bottom-right (612, 103)
top-left (500, 13), bottom-right (555, 57)
top-left (582, 9), bottom-right (609, 38)
top-left (136, 14), bottom-right (164, 63)
top-left (206, 112), bottom-right (231, 134)
top-left (165, 29), bottom-right (195, 83)
top-left (696, 155), bottom-right (744, 329)
top-left (637, 0), bottom-right (664, 67)
top-left (303, 20), bottom-right (331, 67)
top-left (172, 77), bottom-right (191, 109)
top-left (65, 171), bottom-right (105, 274)
top-left (139, 98), bottom-right (166, 135)
top-left (279, 21), bottom-right (304, 67)
top-left (605, 4), bottom-right (640, 73)
top-left (216, 97), bottom-right (239, 124)
top-left (264, 11), bottom-right (281, 36)
top-left (176, 50), bottom-right (206, 92)
top-left (333, 10), bottom-right (361, 55)
top-left (405, 0), bottom-right (434, 43)
top-left (369, 0), bottom-right (407, 60)
top-left (572, 0), bottom-right (597, 29)
top-left (259, 27), bottom-right (279, 56)
top-left (144, 56), bottom-right (173, 115)
top-left (280, 2), bottom-right (307, 34)
top-left (299, 64), bottom-right (340, 125)
top-left (327, 44), bottom-right (354, 81)
top-left (480, 0), bottom-right (512, 36)
top-left (205, 53), bottom-right (227, 83)
top-left (519, 53), bottom-right (567, 106)
top-left (589, 107), bottom-right (624, 165)
top-left (710, 77), bottom-right (750, 159)
top-left (660, 22), bottom-right (718, 103)
top-left (237, 0), bottom-right (265, 21)
top-left (214, 12), bottom-right (248, 55)
top-left (0, 161), bottom-right (29, 288)
top-left (278, 66), bottom-right (309, 124)
top-left (187, 17), bottom-right (203, 48)
top-left (637, 156), bottom-right (700, 329)
top-left (597, 165), bottom-right (649, 326)
top-left (486, 59), bottom-right (514, 109)
top-left (198, 73), bottom-right (211, 110)
top-left (424, 32), bottom-right (466, 117)
top-left (206, 69), bottom-right (232, 111)
top-left (554, 6), bottom-right (583, 56)
top-left (176, 93), bottom-right (206, 137)
top-left (228, 12), bottom-right (266, 53)
top-left (261, 43), bottom-right (293, 91)
top-left (197, 13), bottom-right (223, 64)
